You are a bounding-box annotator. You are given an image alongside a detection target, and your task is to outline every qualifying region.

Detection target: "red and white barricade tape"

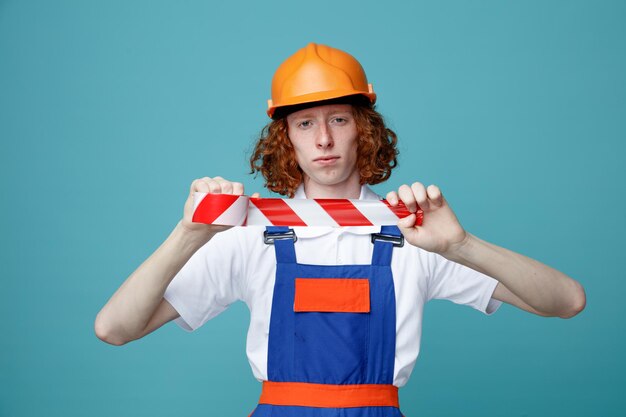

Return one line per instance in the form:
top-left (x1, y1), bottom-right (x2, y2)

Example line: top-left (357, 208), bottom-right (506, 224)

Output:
top-left (192, 193), bottom-right (423, 227)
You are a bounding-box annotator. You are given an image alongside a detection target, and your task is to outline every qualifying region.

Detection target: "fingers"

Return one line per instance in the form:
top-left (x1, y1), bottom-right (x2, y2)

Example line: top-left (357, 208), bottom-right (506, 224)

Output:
top-left (213, 177), bottom-right (233, 194)
top-left (397, 185), bottom-right (414, 212)
top-left (396, 182), bottom-right (429, 213)
top-left (232, 181), bottom-right (244, 196)
top-left (190, 178), bottom-right (210, 194)
top-left (411, 182), bottom-right (430, 211)
top-left (426, 184), bottom-right (443, 207)
top-left (190, 177), bottom-right (245, 195)
top-left (386, 191), bottom-right (399, 206)
top-left (395, 182), bottom-right (443, 212)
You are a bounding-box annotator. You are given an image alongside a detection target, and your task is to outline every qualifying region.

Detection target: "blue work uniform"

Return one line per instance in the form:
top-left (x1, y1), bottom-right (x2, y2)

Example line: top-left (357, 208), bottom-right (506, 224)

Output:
top-left (250, 226), bottom-right (404, 417)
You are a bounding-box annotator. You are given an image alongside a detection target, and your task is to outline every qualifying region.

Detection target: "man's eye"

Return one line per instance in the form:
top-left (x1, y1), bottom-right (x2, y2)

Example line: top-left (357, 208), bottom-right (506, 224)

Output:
top-left (333, 117), bottom-right (347, 124)
top-left (299, 121), bottom-right (312, 128)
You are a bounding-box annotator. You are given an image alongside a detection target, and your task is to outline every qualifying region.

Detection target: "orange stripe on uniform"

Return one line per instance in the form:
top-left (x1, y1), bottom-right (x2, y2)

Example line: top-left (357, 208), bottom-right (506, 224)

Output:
top-left (259, 381), bottom-right (399, 408)
top-left (294, 278), bottom-right (370, 313)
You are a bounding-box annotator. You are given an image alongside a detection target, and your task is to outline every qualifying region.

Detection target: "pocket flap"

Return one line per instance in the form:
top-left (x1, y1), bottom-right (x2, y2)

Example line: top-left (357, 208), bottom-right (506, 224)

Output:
top-left (294, 278), bottom-right (370, 313)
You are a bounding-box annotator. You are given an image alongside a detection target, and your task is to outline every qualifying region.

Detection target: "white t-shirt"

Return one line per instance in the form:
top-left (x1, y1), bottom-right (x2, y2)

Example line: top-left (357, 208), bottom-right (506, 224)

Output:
top-left (164, 185), bottom-right (501, 387)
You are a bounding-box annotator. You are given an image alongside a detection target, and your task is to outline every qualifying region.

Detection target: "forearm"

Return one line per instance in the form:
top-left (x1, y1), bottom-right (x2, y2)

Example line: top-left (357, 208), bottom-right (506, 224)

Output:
top-left (443, 233), bottom-right (586, 317)
top-left (95, 221), bottom-right (214, 343)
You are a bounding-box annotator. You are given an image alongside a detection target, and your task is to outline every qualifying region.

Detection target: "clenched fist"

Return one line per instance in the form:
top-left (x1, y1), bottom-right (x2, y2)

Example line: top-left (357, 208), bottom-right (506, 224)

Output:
top-left (180, 176), bottom-right (259, 235)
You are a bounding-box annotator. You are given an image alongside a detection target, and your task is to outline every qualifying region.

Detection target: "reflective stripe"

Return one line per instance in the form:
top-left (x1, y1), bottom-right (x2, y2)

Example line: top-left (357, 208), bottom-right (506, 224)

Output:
top-left (259, 381), bottom-right (399, 408)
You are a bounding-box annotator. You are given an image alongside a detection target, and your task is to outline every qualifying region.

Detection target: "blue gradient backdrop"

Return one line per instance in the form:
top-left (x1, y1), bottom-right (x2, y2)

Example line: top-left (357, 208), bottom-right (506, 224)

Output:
top-left (1, 1), bottom-right (624, 416)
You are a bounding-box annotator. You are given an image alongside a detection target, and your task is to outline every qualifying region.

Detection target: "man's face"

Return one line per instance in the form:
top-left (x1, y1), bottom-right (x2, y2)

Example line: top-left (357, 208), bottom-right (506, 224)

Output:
top-left (286, 103), bottom-right (359, 193)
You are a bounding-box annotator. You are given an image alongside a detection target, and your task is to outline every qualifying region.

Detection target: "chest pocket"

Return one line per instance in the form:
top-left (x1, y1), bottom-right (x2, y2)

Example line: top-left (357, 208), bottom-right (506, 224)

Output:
top-left (292, 277), bottom-right (371, 383)
top-left (294, 278), bottom-right (370, 313)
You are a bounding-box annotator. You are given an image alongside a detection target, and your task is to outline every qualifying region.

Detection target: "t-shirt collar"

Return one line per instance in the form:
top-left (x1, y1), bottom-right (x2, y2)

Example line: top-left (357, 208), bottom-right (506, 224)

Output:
top-left (292, 183), bottom-right (380, 201)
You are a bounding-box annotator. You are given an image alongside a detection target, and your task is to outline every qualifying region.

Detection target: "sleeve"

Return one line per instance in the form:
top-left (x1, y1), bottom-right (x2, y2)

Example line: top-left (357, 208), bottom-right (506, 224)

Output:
top-left (426, 251), bottom-right (502, 315)
top-left (164, 228), bottom-right (245, 331)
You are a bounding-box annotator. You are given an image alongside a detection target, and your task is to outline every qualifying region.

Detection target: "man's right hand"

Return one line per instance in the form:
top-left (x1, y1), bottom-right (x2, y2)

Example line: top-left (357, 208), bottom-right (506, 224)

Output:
top-left (181, 177), bottom-right (258, 235)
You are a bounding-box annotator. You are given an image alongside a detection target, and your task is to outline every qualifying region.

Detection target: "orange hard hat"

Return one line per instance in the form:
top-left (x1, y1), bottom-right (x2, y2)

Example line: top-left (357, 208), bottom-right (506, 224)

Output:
top-left (267, 43), bottom-right (376, 118)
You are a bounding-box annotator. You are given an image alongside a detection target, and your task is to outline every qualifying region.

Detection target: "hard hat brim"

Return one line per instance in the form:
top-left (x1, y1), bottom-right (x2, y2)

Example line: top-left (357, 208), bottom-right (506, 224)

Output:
top-left (267, 90), bottom-right (376, 118)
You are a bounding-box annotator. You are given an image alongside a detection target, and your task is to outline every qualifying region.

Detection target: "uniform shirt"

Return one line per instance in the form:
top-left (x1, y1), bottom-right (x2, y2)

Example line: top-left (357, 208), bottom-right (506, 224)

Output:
top-left (164, 185), bottom-right (502, 387)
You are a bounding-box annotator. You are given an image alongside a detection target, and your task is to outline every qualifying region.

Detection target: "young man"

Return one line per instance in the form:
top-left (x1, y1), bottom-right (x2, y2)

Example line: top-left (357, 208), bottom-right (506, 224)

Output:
top-left (95, 43), bottom-right (585, 416)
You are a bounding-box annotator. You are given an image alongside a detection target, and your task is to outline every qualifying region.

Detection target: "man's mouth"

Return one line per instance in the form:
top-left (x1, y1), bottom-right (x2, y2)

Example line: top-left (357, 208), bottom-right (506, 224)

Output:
top-left (314, 155), bottom-right (340, 162)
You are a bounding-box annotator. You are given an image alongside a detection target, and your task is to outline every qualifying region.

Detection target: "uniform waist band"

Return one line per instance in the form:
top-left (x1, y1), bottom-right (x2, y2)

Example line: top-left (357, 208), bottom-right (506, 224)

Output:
top-left (259, 381), bottom-right (399, 408)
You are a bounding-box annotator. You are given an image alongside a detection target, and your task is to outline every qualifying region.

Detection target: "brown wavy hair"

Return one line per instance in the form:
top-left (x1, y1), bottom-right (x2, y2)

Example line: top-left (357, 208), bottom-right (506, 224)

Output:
top-left (249, 98), bottom-right (399, 197)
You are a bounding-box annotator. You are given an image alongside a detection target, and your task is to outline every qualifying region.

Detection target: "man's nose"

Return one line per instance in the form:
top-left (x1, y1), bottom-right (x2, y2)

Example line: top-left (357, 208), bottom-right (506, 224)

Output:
top-left (317, 123), bottom-right (334, 149)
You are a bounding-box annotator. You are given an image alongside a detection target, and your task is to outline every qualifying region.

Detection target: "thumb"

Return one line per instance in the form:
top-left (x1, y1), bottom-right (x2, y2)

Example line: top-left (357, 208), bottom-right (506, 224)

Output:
top-left (397, 213), bottom-right (416, 229)
top-left (397, 213), bottom-right (420, 244)
top-left (251, 192), bottom-right (260, 198)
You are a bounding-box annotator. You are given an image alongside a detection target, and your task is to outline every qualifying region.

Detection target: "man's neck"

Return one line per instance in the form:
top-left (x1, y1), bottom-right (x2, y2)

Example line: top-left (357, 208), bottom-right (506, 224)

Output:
top-left (301, 175), bottom-right (362, 199)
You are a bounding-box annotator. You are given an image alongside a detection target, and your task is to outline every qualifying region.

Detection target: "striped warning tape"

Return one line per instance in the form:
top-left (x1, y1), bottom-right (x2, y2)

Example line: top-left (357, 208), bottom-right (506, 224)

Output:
top-left (192, 193), bottom-right (423, 227)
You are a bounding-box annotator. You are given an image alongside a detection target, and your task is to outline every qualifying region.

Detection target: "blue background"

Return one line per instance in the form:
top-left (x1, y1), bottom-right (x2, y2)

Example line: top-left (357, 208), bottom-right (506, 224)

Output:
top-left (1, 0), bottom-right (624, 416)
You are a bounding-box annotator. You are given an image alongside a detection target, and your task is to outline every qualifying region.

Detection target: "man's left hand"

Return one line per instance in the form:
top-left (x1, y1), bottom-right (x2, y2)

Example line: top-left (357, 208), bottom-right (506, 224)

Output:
top-left (387, 182), bottom-right (467, 256)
